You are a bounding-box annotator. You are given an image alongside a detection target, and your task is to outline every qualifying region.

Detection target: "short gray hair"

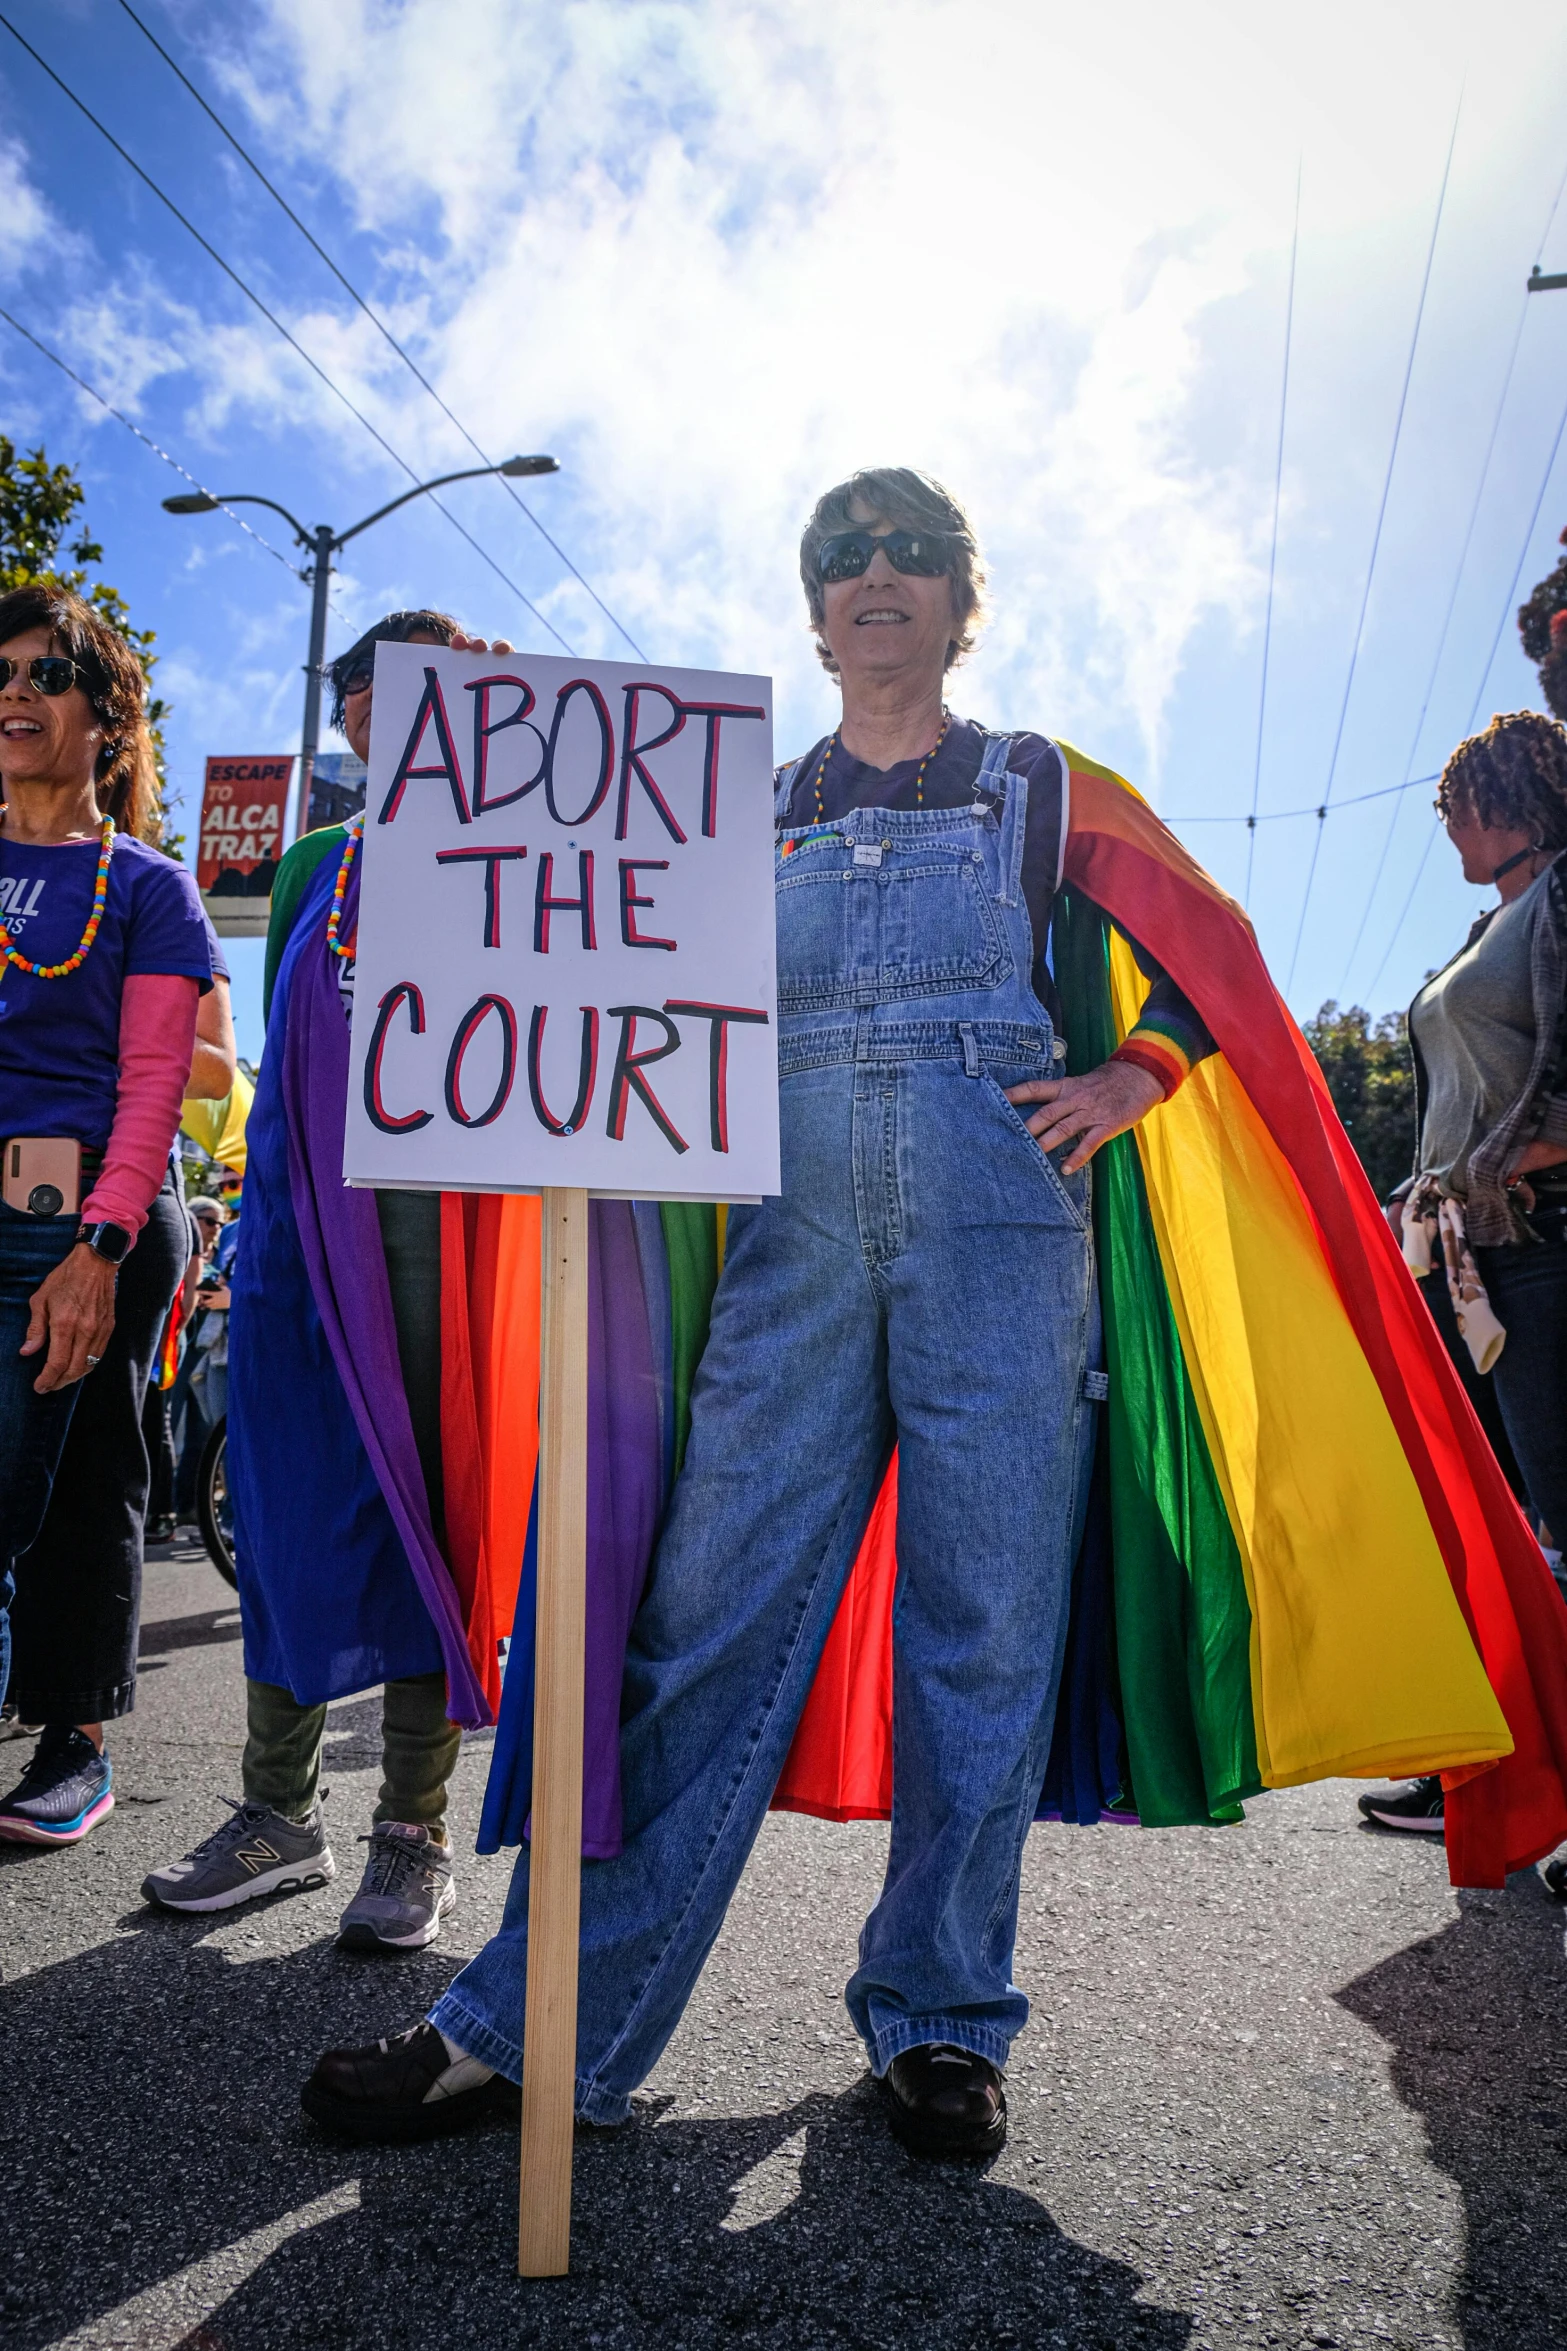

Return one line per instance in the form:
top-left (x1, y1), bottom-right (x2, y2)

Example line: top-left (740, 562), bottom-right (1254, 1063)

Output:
top-left (798, 467), bottom-right (987, 675)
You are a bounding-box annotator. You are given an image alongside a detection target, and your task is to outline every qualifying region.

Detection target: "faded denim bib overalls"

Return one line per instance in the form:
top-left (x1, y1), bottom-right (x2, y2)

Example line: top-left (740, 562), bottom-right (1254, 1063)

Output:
top-left (434, 732), bottom-right (1101, 2114)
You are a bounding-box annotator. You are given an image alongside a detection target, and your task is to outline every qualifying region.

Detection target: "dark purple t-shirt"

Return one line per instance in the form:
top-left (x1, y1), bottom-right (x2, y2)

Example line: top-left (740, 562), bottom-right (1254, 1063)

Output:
top-left (781, 715), bottom-right (1212, 1056)
top-left (0, 830), bottom-right (213, 1150)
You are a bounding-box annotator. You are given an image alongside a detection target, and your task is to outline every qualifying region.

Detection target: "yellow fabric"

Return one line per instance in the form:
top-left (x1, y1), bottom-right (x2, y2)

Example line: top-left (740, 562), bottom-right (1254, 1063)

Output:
top-left (180, 1067), bottom-right (254, 1175)
top-left (1105, 930), bottom-right (1510, 1784)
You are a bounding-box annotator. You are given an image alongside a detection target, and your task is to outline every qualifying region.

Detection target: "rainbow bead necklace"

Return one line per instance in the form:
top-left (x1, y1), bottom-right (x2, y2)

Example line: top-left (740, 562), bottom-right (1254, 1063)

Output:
top-left (809, 707), bottom-right (951, 823)
top-left (0, 813), bottom-right (115, 978)
top-left (325, 811), bottom-right (364, 962)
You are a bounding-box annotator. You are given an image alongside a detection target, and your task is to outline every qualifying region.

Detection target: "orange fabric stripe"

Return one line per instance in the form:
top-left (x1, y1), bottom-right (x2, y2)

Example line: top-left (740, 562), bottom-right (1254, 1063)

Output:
top-left (440, 1193), bottom-right (540, 1716)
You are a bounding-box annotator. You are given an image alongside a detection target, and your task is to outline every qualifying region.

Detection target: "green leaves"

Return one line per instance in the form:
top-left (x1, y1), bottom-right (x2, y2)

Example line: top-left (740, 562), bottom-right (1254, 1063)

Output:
top-left (0, 434), bottom-right (179, 855)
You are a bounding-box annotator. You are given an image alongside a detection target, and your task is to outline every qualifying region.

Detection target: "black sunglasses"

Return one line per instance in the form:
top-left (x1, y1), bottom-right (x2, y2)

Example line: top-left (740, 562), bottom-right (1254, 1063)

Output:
top-left (339, 660), bottom-right (376, 698)
top-left (815, 528), bottom-right (955, 585)
top-left (0, 654), bottom-right (85, 696)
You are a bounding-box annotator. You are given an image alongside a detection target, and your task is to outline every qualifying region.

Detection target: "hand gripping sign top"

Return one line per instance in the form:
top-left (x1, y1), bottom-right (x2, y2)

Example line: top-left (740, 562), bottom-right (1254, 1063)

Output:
top-left (343, 643), bottom-right (780, 1204)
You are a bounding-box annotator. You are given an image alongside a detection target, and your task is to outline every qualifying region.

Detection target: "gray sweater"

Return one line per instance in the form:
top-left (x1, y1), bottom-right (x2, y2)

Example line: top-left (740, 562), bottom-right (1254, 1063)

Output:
top-left (1409, 852), bottom-right (1567, 1244)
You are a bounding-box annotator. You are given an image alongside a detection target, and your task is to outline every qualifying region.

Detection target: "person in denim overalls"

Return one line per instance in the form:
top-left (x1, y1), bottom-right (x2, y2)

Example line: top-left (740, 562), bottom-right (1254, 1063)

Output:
top-left (309, 469), bottom-right (1195, 2160)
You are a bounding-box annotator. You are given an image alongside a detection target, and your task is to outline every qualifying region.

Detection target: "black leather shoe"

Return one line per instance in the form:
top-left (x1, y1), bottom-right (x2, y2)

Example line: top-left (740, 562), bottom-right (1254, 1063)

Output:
top-left (879, 2043), bottom-right (1007, 2161)
top-left (301, 2020), bottom-right (519, 2142)
top-left (1545, 1855), bottom-right (1567, 1899)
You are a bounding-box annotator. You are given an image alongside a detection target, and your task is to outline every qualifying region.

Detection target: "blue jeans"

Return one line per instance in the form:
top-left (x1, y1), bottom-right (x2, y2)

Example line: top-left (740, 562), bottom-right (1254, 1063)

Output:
top-left (1477, 1224), bottom-right (1567, 1542)
top-left (0, 1201), bottom-right (85, 1710)
top-left (434, 752), bottom-right (1099, 2116)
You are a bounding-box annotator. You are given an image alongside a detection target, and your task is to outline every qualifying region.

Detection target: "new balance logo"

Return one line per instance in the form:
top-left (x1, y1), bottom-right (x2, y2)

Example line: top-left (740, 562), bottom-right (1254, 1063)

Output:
top-left (235, 1839), bottom-right (280, 1876)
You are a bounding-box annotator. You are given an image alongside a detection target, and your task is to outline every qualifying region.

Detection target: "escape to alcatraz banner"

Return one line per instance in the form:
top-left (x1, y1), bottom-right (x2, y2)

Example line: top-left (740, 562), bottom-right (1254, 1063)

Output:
top-left (343, 642), bottom-right (779, 1204)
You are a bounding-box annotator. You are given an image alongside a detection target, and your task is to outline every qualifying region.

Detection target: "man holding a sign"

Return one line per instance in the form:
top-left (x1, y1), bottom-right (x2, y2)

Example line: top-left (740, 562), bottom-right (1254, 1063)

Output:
top-left (307, 469), bottom-right (1567, 2168)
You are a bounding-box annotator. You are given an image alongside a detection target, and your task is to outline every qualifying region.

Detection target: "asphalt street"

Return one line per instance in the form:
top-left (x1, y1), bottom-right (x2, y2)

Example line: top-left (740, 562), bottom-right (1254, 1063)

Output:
top-left (3, 1529), bottom-right (1564, 2351)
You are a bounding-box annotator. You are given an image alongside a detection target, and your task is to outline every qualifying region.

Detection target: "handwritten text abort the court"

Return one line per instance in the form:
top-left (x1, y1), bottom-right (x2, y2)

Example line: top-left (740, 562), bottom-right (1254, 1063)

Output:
top-left (362, 666), bottom-right (770, 1157)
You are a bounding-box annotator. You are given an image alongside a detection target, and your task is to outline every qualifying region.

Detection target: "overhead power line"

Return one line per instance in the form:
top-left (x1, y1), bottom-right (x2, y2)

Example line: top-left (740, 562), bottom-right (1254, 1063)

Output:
top-left (0, 302), bottom-right (295, 573)
top-left (1167, 770), bottom-right (1440, 826)
top-left (1348, 150), bottom-right (1567, 1006)
top-left (115, 0), bottom-right (647, 660)
top-left (1360, 366), bottom-right (1567, 1003)
top-left (1245, 159), bottom-right (1301, 910)
top-left (1336, 288), bottom-right (1535, 993)
top-left (1285, 95), bottom-right (1464, 994)
top-left (0, 9), bottom-right (575, 654)
top-left (1536, 150), bottom-right (1567, 267)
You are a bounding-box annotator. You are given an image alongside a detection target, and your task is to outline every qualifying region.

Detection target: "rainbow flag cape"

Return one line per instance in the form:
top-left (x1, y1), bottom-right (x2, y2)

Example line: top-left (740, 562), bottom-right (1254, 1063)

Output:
top-left (460, 747), bottom-right (1567, 1889)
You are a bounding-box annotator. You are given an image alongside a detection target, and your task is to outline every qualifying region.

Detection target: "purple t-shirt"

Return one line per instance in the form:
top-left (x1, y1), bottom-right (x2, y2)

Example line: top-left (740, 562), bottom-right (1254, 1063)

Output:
top-left (0, 830), bottom-right (213, 1150)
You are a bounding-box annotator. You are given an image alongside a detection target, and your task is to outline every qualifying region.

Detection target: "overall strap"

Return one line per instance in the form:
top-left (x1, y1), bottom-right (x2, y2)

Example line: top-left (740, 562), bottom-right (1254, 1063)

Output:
top-left (774, 754), bottom-right (811, 826)
top-left (980, 733), bottom-right (1028, 908)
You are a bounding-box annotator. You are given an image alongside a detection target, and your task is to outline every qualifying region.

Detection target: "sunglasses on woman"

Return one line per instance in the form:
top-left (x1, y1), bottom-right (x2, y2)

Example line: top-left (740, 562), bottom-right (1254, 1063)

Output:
top-left (0, 654), bottom-right (85, 696)
top-left (815, 529), bottom-right (955, 585)
top-left (338, 661), bottom-right (376, 699)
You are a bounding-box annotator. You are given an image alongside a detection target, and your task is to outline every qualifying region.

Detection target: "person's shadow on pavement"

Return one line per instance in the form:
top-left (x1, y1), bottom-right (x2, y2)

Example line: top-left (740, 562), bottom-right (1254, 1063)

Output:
top-left (185, 2084), bottom-right (1195, 2350)
top-left (1337, 1869), bottom-right (1567, 2351)
top-left (4, 1899), bottom-right (1194, 2351)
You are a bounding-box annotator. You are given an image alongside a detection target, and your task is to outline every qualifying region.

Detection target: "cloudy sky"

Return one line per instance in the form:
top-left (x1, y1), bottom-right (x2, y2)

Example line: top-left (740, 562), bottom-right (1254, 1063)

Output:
top-left (3, 0), bottom-right (1567, 1054)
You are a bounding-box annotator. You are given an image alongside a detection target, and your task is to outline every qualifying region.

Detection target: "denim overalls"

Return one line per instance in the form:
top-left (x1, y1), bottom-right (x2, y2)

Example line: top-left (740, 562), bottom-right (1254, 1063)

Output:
top-left (434, 734), bottom-right (1101, 2113)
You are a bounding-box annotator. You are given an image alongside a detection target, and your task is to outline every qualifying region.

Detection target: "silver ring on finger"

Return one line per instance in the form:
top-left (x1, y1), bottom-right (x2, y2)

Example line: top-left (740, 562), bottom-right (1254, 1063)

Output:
top-left (85, 1352), bottom-right (102, 1368)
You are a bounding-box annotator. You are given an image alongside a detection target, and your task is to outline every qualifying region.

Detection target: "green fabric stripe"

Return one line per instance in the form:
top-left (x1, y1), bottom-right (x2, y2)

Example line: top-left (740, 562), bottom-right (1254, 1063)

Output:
top-left (262, 824), bottom-right (343, 1027)
top-left (1056, 890), bottom-right (1261, 1827)
top-left (658, 1202), bottom-right (720, 1477)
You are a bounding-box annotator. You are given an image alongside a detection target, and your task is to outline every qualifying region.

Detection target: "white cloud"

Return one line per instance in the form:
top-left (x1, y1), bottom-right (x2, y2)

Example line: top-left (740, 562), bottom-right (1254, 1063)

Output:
top-left (0, 134), bottom-right (61, 281)
top-left (88, 0), bottom-right (1567, 813)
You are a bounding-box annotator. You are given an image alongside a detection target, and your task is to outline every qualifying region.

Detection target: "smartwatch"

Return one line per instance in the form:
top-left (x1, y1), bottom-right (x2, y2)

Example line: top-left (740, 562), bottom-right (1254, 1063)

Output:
top-left (78, 1219), bottom-right (133, 1266)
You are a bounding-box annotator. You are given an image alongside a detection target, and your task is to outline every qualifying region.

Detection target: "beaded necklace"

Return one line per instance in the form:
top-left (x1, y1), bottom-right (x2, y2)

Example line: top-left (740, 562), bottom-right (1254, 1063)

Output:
top-left (325, 811), bottom-right (364, 962)
top-left (0, 813), bottom-right (115, 978)
top-left (809, 708), bottom-right (951, 824)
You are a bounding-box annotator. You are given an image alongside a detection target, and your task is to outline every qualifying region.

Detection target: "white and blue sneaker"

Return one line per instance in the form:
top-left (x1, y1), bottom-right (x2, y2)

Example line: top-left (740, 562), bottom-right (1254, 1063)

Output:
top-left (0, 1726), bottom-right (114, 1846)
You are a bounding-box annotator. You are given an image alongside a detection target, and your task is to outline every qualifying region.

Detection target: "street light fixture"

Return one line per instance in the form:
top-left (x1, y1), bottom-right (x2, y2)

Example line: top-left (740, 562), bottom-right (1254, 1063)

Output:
top-left (164, 453), bottom-right (560, 841)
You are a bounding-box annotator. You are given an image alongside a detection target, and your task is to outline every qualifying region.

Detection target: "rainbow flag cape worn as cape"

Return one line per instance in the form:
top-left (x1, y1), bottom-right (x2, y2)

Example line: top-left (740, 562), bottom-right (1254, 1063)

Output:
top-left (230, 835), bottom-right (663, 1853)
top-left (769, 745), bottom-right (1567, 1889)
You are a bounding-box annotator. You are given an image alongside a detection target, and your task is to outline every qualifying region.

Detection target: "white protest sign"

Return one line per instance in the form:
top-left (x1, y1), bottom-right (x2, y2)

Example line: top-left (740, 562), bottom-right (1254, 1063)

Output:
top-left (343, 643), bottom-right (778, 1203)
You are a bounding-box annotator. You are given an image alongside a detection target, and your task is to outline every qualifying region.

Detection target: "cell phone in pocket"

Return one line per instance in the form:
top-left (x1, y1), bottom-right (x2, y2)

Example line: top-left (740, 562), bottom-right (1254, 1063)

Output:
top-left (2, 1136), bottom-right (82, 1218)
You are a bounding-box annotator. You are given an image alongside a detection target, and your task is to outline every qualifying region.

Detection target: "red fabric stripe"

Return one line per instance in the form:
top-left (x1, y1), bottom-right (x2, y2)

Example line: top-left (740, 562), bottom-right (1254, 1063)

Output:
top-left (1064, 768), bottom-right (1567, 1885)
top-left (1110, 1037), bottom-right (1185, 1100)
top-left (773, 1456), bottom-right (898, 1821)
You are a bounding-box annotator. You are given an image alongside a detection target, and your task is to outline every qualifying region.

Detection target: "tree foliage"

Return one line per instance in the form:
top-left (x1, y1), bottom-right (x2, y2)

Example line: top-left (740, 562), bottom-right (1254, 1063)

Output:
top-left (0, 435), bottom-right (176, 850)
top-left (1303, 1000), bottom-right (1416, 1202)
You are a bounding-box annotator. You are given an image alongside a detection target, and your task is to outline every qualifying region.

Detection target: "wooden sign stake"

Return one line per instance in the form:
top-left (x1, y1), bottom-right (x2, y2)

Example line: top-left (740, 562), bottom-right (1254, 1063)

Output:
top-left (518, 1186), bottom-right (591, 2278)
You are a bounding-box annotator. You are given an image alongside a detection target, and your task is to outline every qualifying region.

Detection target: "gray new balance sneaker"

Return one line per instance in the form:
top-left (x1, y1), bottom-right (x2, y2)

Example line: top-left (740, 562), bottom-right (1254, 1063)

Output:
top-left (142, 1798), bottom-right (335, 1912)
top-left (336, 1822), bottom-right (455, 1952)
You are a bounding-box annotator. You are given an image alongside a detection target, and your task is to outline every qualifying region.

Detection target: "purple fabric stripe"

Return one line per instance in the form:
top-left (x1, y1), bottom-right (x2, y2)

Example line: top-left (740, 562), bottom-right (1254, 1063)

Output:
top-left (582, 1198), bottom-right (661, 1855)
top-left (279, 854), bottom-right (490, 1729)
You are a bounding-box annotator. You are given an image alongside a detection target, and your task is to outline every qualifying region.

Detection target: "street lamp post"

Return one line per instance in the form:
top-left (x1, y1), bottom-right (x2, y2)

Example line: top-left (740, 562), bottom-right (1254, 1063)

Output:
top-left (165, 453), bottom-right (559, 843)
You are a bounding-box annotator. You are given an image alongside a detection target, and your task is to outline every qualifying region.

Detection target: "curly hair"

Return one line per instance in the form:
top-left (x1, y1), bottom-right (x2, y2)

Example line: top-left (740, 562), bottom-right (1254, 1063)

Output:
top-left (327, 608), bottom-right (460, 732)
top-left (798, 467), bottom-right (986, 675)
top-left (1436, 709), bottom-right (1567, 849)
top-left (1518, 529), bottom-right (1567, 720)
top-left (0, 581), bottom-right (159, 838)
